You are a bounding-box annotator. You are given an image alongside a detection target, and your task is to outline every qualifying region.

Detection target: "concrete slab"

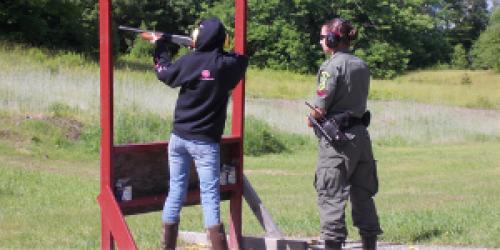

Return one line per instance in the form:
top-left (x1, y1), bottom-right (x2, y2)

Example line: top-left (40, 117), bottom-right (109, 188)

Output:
top-left (178, 232), bottom-right (494, 250)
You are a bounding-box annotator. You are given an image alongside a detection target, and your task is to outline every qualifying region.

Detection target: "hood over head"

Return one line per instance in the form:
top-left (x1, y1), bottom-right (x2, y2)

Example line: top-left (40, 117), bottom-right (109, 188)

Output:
top-left (195, 17), bottom-right (226, 52)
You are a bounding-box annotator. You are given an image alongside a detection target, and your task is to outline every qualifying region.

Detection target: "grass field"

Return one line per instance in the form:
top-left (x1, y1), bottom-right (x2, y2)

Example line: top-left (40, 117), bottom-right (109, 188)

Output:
top-left (1, 42), bottom-right (499, 249)
top-left (1, 123), bottom-right (499, 248)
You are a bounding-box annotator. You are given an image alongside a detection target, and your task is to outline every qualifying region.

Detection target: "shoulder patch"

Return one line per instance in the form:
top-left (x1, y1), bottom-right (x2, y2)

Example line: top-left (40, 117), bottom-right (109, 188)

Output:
top-left (317, 71), bottom-right (331, 97)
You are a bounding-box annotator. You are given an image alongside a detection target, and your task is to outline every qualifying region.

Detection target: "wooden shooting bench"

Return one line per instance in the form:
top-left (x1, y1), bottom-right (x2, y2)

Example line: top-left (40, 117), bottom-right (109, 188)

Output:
top-left (94, 0), bottom-right (262, 249)
top-left (97, 1), bottom-right (315, 249)
top-left (96, 0), bottom-right (248, 249)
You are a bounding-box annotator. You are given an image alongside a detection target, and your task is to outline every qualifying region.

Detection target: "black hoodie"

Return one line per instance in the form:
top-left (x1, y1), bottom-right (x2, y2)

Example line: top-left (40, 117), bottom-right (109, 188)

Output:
top-left (154, 17), bottom-right (248, 142)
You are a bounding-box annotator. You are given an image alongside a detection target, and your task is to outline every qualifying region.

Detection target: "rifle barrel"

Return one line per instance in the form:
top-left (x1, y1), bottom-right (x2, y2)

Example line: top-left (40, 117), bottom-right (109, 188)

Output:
top-left (305, 101), bottom-right (316, 111)
top-left (118, 25), bottom-right (153, 34)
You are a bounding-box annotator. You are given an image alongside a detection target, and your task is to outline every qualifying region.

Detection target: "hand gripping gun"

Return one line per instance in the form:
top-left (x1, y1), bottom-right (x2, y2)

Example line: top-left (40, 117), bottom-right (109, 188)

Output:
top-left (305, 101), bottom-right (349, 144)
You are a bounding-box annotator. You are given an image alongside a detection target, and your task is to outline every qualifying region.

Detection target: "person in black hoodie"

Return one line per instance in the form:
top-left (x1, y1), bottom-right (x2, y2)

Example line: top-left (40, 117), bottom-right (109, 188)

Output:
top-left (143, 17), bottom-right (248, 250)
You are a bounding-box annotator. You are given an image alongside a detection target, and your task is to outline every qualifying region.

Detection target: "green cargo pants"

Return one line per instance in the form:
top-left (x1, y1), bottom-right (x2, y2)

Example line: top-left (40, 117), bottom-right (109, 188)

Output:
top-left (314, 127), bottom-right (382, 242)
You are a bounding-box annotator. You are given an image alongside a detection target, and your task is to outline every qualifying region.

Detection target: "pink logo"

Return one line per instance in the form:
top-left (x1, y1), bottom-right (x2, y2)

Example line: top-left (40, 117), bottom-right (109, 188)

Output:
top-left (200, 70), bottom-right (214, 80)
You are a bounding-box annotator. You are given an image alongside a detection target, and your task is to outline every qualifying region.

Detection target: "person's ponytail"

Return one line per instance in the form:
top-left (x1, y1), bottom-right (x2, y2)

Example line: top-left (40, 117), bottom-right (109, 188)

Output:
top-left (347, 28), bottom-right (358, 41)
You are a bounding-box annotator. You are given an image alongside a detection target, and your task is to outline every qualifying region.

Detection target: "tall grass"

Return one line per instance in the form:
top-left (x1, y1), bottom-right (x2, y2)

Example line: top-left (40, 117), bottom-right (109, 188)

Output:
top-left (371, 70), bottom-right (500, 109)
top-left (246, 68), bottom-right (316, 99)
top-left (2, 42), bottom-right (499, 115)
top-left (246, 98), bottom-right (500, 146)
top-left (2, 42), bottom-right (499, 148)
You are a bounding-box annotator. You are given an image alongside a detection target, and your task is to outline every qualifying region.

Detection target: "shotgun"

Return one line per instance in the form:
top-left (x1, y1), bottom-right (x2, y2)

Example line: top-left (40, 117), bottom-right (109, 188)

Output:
top-left (118, 25), bottom-right (193, 47)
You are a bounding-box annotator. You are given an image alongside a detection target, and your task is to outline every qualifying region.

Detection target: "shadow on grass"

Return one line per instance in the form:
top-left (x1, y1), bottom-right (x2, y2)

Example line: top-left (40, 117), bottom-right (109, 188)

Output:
top-left (411, 228), bottom-right (443, 242)
top-left (411, 227), bottom-right (464, 242)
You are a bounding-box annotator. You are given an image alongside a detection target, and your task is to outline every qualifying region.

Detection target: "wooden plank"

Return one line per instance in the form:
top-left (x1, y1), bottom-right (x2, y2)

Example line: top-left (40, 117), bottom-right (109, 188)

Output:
top-left (243, 175), bottom-right (284, 238)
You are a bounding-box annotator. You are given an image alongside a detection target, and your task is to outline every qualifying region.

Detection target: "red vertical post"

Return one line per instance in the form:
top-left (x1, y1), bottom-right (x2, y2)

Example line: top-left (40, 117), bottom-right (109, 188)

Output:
top-left (232, 1), bottom-right (247, 136)
top-left (101, 216), bottom-right (114, 250)
top-left (99, 0), bottom-right (114, 249)
top-left (230, 0), bottom-right (247, 249)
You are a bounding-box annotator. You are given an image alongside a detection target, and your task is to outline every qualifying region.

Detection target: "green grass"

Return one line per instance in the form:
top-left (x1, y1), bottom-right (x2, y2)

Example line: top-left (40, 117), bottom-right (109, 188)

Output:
top-left (246, 68), bottom-right (316, 100)
top-left (0, 166), bottom-right (100, 249)
top-left (1, 41), bottom-right (500, 249)
top-left (371, 70), bottom-right (500, 109)
top-left (1, 125), bottom-right (499, 248)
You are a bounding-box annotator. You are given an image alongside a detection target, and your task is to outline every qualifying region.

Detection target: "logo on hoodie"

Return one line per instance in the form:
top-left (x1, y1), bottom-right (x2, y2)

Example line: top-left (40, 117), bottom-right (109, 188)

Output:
top-left (200, 69), bottom-right (215, 80)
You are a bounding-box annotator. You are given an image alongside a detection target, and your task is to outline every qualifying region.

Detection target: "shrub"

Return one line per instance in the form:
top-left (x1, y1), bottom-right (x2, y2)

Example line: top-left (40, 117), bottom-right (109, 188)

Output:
top-left (48, 102), bottom-right (77, 118)
top-left (355, 41), bottom-right (411, 79)
top-left (451, 44), bottom-right (469, 69)
top-left (78, 110), bottom-right (172, 153)
top-left (244, 116), bottom-right (287, 156)
top-left (128, 22), bottom-right (155, 59)
top-left (114, 110), bottom-right (172, 145)
top-left (243, 116), bottom-right (313, 156)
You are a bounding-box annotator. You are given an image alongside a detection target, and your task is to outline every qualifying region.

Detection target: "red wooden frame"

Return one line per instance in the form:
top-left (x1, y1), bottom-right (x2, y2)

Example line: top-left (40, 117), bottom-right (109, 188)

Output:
top-left (97, 1), bottom-right (247, 249)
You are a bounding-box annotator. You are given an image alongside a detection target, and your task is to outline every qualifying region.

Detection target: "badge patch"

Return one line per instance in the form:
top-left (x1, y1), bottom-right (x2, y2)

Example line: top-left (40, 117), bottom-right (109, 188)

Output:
top-left (316, 71), bottom-right (330, 97)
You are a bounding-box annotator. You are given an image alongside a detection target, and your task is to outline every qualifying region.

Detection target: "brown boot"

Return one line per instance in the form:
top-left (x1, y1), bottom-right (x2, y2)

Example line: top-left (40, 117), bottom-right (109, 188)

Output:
top-left (161, 222), bottom-right (179, 250)
top-left (207, 223), bottom-right (228, 250)
top-left (361, 236), bottom-right (377, 250)
top-left (324, 240), bottom-right (342, 250)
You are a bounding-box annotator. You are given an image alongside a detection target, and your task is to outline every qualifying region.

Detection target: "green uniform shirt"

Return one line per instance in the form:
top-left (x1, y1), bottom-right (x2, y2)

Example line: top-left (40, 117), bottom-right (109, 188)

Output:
top-left (313, 49), bottom-right (370, 118)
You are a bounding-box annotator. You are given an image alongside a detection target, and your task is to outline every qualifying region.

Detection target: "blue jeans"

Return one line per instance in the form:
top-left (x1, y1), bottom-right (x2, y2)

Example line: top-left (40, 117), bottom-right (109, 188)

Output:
top-left (162, 133), bottom-right (221, 227)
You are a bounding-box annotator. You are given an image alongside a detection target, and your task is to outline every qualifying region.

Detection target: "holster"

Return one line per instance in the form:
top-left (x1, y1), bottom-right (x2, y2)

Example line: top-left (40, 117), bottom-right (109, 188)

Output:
top-left (313, 111), bottom-right (371, 144)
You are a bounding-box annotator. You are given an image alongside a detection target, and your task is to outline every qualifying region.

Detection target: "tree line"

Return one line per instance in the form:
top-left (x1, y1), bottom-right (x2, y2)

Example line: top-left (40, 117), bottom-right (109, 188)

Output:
top-left (1, 0), bottom-right (499, 78)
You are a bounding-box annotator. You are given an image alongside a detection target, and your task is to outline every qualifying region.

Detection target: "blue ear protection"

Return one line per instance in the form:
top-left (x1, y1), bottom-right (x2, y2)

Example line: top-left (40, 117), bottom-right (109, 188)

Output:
top-left (326, 32), bottom-right (341, 49)
top-left (325, 18), bottom-right (347, 49)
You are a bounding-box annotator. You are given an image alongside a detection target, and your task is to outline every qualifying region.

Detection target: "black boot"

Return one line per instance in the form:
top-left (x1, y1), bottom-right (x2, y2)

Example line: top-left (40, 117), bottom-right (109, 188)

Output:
top-left (325, 240), bottom-right (342, 250)
top-left (361, 236), bottom-right (377, 250)
top-left (161, 222), bottom-right (179, 250)
top-left (207, 223), bottom-right (228, 250)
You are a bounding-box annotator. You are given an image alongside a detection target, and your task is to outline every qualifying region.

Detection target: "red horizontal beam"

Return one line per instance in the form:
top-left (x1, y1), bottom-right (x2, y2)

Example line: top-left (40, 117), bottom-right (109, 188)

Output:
top-left (113, 135), bottom-right (242, 153)
top-left (118, 184), bottom-right (238, 209)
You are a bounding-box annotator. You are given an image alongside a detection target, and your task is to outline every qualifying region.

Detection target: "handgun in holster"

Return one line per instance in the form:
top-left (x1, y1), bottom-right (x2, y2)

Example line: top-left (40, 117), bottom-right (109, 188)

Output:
top-left (306, 102), bottom-right (371, 144)
top-left (309, 114), bottom-right (350, 144)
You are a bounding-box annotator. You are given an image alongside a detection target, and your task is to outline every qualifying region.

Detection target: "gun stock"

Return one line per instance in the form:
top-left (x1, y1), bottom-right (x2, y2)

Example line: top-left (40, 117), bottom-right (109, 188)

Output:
top-left (118, 25), bottom-right (193, 47)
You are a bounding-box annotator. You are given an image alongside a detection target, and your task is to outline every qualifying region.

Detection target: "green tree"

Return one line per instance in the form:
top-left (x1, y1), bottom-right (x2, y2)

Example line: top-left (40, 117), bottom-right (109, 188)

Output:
top-left (333, 0), bottom-right (444, 75)
top-left (203, 0), bottom-right (446, 77)
top-left (0, 0), bottom-right (87, 50)
top-left (1, 0), bottom-right (492, 77)
top-left (451, 44), bottom-right (469, 68)
top-left (471, 7), bottom-right (500, 71)
top-left (433, 0), bottom-right (489, 50)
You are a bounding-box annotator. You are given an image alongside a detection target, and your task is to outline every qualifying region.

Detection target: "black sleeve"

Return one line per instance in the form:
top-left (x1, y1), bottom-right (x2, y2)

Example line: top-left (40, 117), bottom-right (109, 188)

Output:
top-left (153, 38), bottom-right (182, 87)
top-left (223, 53), bottom-right (249, 90)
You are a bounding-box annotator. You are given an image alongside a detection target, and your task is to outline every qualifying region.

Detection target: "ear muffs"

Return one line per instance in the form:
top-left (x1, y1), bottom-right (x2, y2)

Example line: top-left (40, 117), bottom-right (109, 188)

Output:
top-left (326, 32), bottom-right (341, 49)
top-left (326, 17), bottom-right (348, 49)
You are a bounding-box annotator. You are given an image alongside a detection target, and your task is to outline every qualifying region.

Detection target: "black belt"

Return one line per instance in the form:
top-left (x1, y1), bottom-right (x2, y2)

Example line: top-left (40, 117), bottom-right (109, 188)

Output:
top-left (340, 111), bottom-right (371, 130)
